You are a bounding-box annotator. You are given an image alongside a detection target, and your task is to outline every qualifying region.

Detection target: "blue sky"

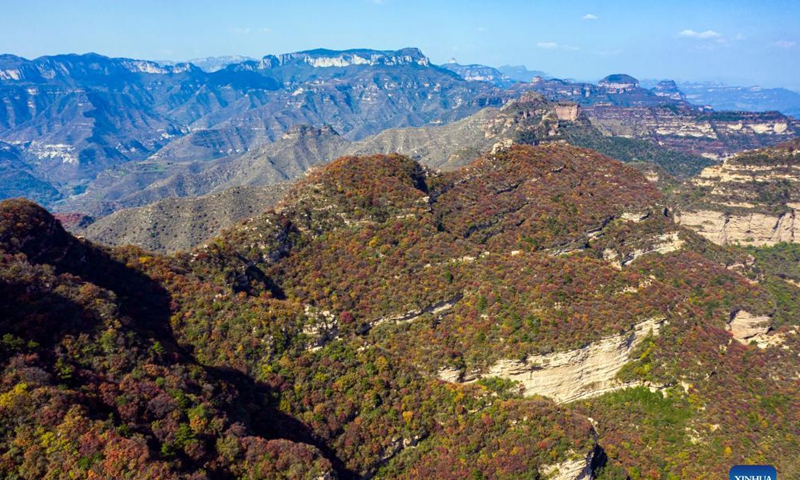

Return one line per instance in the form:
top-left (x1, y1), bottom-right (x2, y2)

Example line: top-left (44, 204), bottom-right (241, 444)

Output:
top-left (2, 0), bottom-right (799, 89)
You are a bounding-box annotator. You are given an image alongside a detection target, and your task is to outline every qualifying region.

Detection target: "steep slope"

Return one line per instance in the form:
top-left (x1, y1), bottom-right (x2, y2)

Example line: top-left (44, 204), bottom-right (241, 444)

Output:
top-left (0, 49), bottom-right (501, 205)
top-left (4, 145), bottom-right (800, 478)
top-left (77, 184), bottom-right (291, 253)
top-left (0, 195), bottom-right (597, 477)
top-left (191, 145), bottom-right (799, 478)
top-left (675, 138), bottom-right (800, 245)
top-left (584, 104), bottom-right (799, 160)
top-left (0, 199), bottom-right (336, 479)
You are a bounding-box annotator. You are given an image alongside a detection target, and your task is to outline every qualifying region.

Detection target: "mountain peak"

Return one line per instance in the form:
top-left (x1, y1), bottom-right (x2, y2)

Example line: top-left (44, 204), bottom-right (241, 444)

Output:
top-left (259, 47), bottom-right (431, 69)
top-left (0, 198), bottom-right (72, 261)
top-left (599, 73), bottom-right (640, 92)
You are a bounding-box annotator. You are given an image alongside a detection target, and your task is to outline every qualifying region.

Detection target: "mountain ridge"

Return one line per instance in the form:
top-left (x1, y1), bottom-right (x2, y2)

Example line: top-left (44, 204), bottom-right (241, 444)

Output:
top-left (2, 142), bottom-right (800, 478)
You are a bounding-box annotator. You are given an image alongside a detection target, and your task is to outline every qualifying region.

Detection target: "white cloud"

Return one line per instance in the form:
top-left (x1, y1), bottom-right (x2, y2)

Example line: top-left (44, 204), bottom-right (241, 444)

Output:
top-left (773, 40), bottom-right (796, 49)
top-left (677, 29), bottom-right (721, 39)
top-left (582, 14), bottom-right (598, 20)
top-left (233, 27), bottom-right (252, 35)
top-left (537, 42), bottom-right (578, 51)
top-left (477, 26), bottom-right (487, 33)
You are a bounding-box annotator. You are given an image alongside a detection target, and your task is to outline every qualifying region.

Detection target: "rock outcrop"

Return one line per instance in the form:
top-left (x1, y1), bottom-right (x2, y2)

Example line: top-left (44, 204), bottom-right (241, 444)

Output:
top-left (675, 139), bottom-right (800, 245)
top-left (541, 449), bottom-right (596, 480)
top-left (585, 106), bottom-right (797, 160)
top-left (443, 317), bottom-right (664, 404)
top-left (675, 209), bottom-right (798, 246)
top-left (727, 310), bottom-right (771, 346)
top-left (603, 231), bottom-right (685, 268)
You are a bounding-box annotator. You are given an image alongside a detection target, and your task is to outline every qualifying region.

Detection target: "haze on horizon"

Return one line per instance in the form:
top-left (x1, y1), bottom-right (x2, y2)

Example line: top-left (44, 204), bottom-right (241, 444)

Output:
top-left (2, 0), bottom-right (799, 90)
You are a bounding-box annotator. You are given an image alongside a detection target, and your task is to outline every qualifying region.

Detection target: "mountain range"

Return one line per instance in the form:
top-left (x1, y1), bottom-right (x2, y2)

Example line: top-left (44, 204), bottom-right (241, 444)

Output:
top-left (677, 82), bottom-right (800, 118)
top-left (2, 47), bottom-right (799, 221)
top-left (2, 139), bottom-right (800, 478)
top-left (0, 48), bottom-right (500, 205)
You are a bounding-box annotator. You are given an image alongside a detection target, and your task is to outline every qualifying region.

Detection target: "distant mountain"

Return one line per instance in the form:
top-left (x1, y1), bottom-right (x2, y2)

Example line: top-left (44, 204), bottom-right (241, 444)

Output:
top-left (3, 48), bottom-right (800, 221)
top-left (497, 64), bottom-right (549, 82)
top-left (652, 80), bottom-right (687, 101)
top-left (678, 81), bottom-right (800, 118)
top-left (440, 60), bottom-right (514, 87)
top-left (0, 48), bottom-right (502, 206)
top-left (521, 73), bottom-right (688, 107)
top-left (76, 183), bottom-right (291, 253)
top-left (61, 87), bottom-right (800, 231)
top-left (67, 95), bottom-right (720, 251)
top-left (56, 124), bottom-right (351, 216)
top-left (5, 140), bottom-right (800, 478)
top-left (184, 55), bottom-right (256, 72)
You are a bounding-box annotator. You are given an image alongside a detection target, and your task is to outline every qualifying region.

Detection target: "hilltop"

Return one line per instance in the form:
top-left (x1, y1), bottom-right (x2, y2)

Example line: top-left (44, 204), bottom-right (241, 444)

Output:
top-left (2, 48), bottom-right (798, 220)
top-left (3, 144), bottom-right (797, 478)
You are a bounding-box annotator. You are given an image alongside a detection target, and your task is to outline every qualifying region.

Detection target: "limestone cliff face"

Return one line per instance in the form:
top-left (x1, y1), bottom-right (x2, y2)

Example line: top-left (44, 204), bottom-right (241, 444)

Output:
top-left (585, 106), bottom-right (798, 160)
top-left (263, 48), bottom-right (432, 69)
top-left (675, 208), bottom-right (799, 246)
top-left (675, 140), bottom-right (800, 246)
top-left (727, 310), bottom-right (771, 346)
top-left (441, 317), bottom-right (664, 404)
top-left (541, 449), bottom-right (596, 480)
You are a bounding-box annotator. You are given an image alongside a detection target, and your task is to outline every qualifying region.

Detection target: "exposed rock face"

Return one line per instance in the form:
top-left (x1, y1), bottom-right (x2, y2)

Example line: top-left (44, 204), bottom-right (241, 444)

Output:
top-left (371, 294), bottom-right (463, 328)
top-left (448, 317), bottom-right (664, 404)
top-left (584, 106), bottom-right (798, 160)
top-left (599, 74), bottom-right (640, 93)
top-left (541, 449), bottom-right (596, 480)
top-left (269, 47), bottom-right (431, 68)
top-left (555, 104), bottom-right (580, 121)
top-left (675, 209), bottom-right (798, 246)
top-left (727, 310), bottom-right (771, 346)
top-left (602, 231), bottom-right (685, 269)
top-left (653, 80), bottom-right (687, 101)
top-left (675, 140), bottom-right (800, 245)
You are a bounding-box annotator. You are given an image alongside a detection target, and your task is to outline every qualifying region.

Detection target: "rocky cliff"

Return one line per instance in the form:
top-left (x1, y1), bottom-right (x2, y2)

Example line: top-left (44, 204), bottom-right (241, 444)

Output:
top-left (675, 139), bottom-right (800, 245)
top-left (443, 317), bottom-right (665, 403)
top-left (441, 60), bottom-right (514, 87)
top-left (584, 105), bottom-right (798, 160)
top-left (3, 143), bottom-right (799, 478)
top-left (0, 49), bottom-right (502, 205)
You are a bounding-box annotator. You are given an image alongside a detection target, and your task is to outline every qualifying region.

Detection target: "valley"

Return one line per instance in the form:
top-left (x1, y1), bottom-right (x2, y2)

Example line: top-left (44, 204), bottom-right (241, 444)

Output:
top-left (1, 22), bottom-right (800, 479)
top-left (3, 142), bottom-right (800, 478)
